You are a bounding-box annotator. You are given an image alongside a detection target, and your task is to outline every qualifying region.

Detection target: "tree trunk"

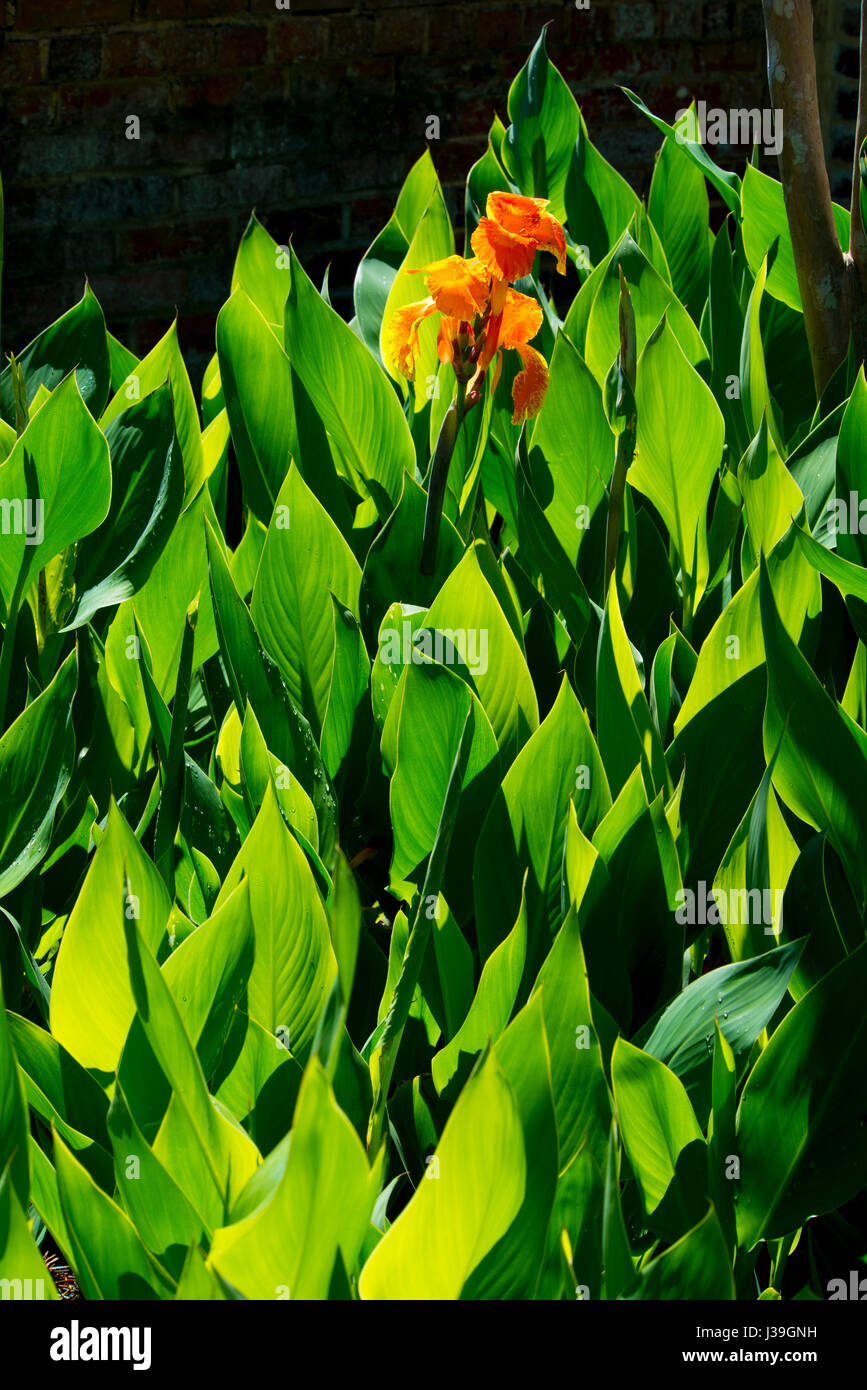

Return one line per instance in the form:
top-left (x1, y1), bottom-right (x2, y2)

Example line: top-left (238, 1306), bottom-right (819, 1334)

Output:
top-left (762, 0), bottom-right (850, 395)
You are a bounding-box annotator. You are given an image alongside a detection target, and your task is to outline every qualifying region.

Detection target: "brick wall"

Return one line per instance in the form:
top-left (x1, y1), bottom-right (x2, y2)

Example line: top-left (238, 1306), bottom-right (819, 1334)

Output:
top-left (1, 0), bottom-right (775, 391)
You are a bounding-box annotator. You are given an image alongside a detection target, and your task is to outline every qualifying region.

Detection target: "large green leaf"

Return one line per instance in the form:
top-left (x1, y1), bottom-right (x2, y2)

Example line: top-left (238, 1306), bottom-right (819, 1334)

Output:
top-left (474, 674), bottom-right (609, 964)
top-left (359, 1048), bottom-right (526, 1300)
top-left (630, 317), bottom-right (724, 613)
top-left (760, 556), bottom-right (867, 913)
top-left (0, 971), bottom-right (28, 1212)
top-left (736, 943), bottom-right (867, 1246)
top-left (65, 383), bottom-right (184, 628)
top-left (611, 1037), bottom-right (706, 1239)
top-left (622, 1205), bottom-right (734, 1299)
top-left (501, 28), bottom-right (580, 224)
top-left (0, 374), bottom-right (111, 616)
top-left (213, 785), bottom-right (337, 1055)
top-left (50, 801), bottom-right (171, 1076)
top-left (648, 124), bottom-right (711, 323)
top-left (0, 283), bottom-right (110, 424)
top-left (0, 651), bottom-right (76, 897)
top-left (251, 465), bottom-right (362, 736)
top-left (0, 1165), bottom-right (58, 1299)
top-left (642, 941), bottom-right (805, 1122)
top-left (423, 542), bottom-right (538, 760)
top-left (54, 1135), bottom-right (174, 1299)
top-left (284, 245), bottom-right (409, 512)
top-left (209, 1059), bottom-right (381, 1298)
top-left (100, 319), bottom-right (204, 508)
top-left (216, 288), bottom-right (295, 523)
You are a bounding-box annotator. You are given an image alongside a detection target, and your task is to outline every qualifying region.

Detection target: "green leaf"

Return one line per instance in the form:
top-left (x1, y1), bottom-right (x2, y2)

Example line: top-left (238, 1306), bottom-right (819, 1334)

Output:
top-left (736, 943), bottom-right (867, 1246)
top-left (0, 651), bottom-right (76, 897)
top-left (611, 1037), bottom-right (706, 1239)
top-left (209, 1059), bottom-right (381, 1299)
top-left (760, 555), bottom-right (867, 913)
top-left (205, 518), bottom-right (337, 861)
top-left (527, 331), bottom-right (613, 564)
top-left (531, 909), bottom-right (612, 1172)
top-left (622, 1205), bottom-right (734, 1299)
top-left (622, 88), bottom-right (741, 214)
top-left (474, 674), bottom-right (610, 965)
top-left (359, 1048), bottom-right (526, 1300)
top-left (216, 288), bottom-right (295, 524)
top-left (50, 801), bottom-right (171, 1076)
top-left (0, 1164), bottom-right (58, 1299)
top-left (390, 659), bottom-right (499, 896)
top-left (100, 319), bottom-right (204, 509)
top-left (630, 316), bottom-right (724, 613)
top-left (284, 244), bottom-right (409, 513)
top-left (0, 972), bottom-right (28, 1211)
top-left (648, 123), bottom-right (712, 323)
top-left (213, 784), bottom-right (337, 1056)
top-left (0, 283), bottom-right (110, 424)
top-left (501, 28), bottom-right (581, 223)
top-left (596, 576), bottom-right (668, 801)
top-left (432, 883), bottom-right (527, 1097)
top-left (0, 374), bottom-right (111, 617)
top-left (423, 542), bottom-right (538, 759)
top-left (737, 415), bottom-right (804, 571)
top-left (741, 165), bottom-right (850, 313)
top-left (66, 383), bottom-right (184, 629)
top-left (252, 465), bottom-right (362, 737)
top-left (643, 941), bottom-right (805, 1122)
top-left (564, 109), bottom-right (641, 267)
top-left (54, 1134), bottom-right (174, 1299)
top-left (461, 992), bottom-right (559, 1300)
top-left (230, 212), bottom-right (291, 332)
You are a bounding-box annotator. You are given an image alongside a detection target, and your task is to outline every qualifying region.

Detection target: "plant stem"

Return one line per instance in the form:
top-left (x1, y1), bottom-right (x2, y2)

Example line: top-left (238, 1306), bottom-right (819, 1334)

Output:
top-left (420, 379), bottom-right (466, 575)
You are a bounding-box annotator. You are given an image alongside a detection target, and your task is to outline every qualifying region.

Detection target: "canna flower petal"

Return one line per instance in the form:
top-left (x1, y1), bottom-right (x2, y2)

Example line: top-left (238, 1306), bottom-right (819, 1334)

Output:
top-left (436, 315), bottom-right (463, 366)
top-left (385, 298), bottom-right (436, 380)
top-left (485, 192), bottom-right (551, 234)
top-left (418, 255), bottom-right (489, 319)
top-left (499, 288), bottom-right (544, 348)
top-left (471, 217), bottom-right (537, 283)
top-left (511, 343), bottom-right (549, 425)
top-left (474, 192), bottom-right (568, 279)
top-left (533, 211), bottom-right (567, 275)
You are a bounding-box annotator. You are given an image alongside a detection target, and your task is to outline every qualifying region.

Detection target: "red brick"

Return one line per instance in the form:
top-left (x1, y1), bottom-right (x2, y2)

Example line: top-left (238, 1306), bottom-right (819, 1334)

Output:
top-left (89, 266), bottom-right (189, 312)
top-left (329, 16), bottom-right (376, 60)
top-left (117, 218), bottom-right (231, 264)
top-left (0, 39), bottom-right (45, 86)
top-left (164, 27), bottom-right (216, 72)
top-left (14, 0), bottom-right (126, 29)
top-left (2, 86), bottom-right (55, 125)
top-left (102, 32), bottom-right (164, 80)
top-left (373, 10), bottom-right (426, 56)
top-left (186, 0), bottom-right (248, 14)
top-left (215, 24), bottom-right (268, 70)
top-left (58, 79), bottom-right (167, 121)
top-left (272, 17), bottom-right (327, 63)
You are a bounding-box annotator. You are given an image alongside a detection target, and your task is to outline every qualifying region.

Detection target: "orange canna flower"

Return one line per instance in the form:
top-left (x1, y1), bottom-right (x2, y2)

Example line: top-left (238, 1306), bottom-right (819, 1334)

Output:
top-left (384, 298), bottom-right (437, 381)
top-left (387, 192), bottom-right (564, 426)
top-left (511, 344), bottom-right (549, 426)
top-left (471, 191), bottom-right (567, 284)
top-left (415, 254), bottom-right (489, 318)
